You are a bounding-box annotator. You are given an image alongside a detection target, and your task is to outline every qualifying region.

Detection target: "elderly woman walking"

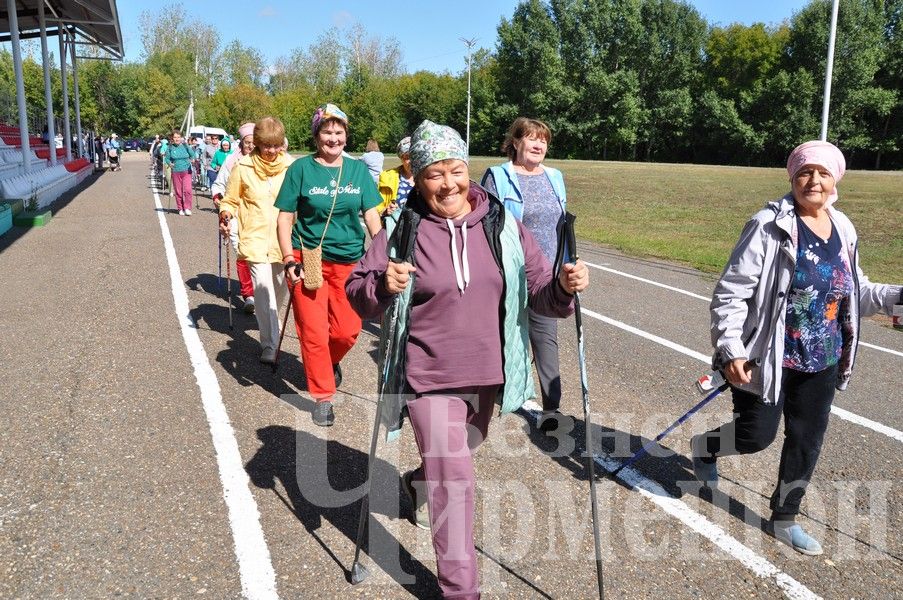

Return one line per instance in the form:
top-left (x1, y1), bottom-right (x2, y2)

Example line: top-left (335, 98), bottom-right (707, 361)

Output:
top-left (218, 117), bottom-right (294, 361)
top-left (346, 120), bottom-right (588, 599)
top-left (692, 140), bottom-right (902, 555)
top-left (166, 130), bottom-right (195, 215)
top-left (213, 123), bottom-right (257, 313)
top-left (481, 117), bottom-right (569, 434)
top-left (275, 103), bottom-right (382, 427)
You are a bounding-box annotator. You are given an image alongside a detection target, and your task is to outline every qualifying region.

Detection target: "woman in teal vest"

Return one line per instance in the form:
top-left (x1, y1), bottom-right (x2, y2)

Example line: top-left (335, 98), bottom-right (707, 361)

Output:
top-left (346, 120), bottom-right (588, 599)
top-left (481, 117), bottom-right (568, 434)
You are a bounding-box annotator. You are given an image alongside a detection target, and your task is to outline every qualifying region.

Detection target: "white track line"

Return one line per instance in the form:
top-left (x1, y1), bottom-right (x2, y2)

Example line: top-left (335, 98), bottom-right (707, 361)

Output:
top-left (580, 307), bottom-right (903, 444)
top-left (584, 261), bottom-right (712, 301)
top-left (154, 191), bottom-right (279, 600)
top-left (859, 341), bottom-right (903, 358)
top-left (587, 262), bottom-right (902, 358)
top-left (521, 401), bottom-right (820, 600)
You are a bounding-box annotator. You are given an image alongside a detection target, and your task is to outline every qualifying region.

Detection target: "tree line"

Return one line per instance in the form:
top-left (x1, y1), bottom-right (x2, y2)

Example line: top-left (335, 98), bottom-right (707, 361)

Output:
top-left (1, 0), bottom-right (900, 169)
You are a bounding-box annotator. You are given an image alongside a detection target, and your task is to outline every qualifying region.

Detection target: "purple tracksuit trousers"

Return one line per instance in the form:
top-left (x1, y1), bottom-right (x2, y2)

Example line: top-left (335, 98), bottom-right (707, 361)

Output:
top-left (406, 385), bottom-right (498, 600)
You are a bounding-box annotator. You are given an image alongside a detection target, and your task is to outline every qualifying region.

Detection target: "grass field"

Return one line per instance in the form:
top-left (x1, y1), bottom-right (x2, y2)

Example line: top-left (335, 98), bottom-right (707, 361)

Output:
top-left (459, 157), bottom-right (903, 283)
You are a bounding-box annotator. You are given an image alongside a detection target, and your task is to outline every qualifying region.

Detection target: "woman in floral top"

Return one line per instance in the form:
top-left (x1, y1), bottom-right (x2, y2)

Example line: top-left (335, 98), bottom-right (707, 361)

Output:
top-left (692, 140), bottom-right (902, 556)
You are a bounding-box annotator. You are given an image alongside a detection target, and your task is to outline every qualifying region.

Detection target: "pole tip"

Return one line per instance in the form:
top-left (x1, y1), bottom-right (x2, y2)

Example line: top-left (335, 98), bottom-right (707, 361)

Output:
top-left (350, 562), bottom-right (369, 585)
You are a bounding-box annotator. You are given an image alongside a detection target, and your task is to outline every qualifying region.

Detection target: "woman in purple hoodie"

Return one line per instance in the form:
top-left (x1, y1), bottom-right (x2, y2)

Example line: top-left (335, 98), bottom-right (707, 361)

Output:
top-left (346, 120), bottom-right (589, 599)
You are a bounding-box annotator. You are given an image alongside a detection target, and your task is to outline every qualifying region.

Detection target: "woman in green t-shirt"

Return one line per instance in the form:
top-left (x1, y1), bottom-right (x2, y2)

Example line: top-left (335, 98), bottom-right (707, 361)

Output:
top-left (275, 103), bottom-right (382, 427)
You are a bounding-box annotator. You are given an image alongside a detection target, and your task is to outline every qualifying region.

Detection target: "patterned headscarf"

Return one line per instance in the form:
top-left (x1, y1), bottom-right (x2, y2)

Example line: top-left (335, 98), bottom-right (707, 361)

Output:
top-left (311, 103), bottom-right (348, 137)
top-left (409, 120), bottom-right (468, 178)
top-left (786, 140), bottom-right (846, 206)
top-left (396, 136), bottom-right (411, 156)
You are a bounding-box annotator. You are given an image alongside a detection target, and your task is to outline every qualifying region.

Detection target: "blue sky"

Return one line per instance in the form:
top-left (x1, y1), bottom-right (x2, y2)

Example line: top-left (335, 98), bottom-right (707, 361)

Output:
top-left (117, 0), bottom-right (812, 74)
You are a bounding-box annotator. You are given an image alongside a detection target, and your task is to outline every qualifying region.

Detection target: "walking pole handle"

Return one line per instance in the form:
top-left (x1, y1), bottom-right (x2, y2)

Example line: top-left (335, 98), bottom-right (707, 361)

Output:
top-left (564, 212), bottom-right (579, 262)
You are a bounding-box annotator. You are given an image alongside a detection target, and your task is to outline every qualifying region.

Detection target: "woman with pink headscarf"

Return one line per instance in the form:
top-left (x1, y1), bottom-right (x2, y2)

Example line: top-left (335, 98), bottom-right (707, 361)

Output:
top-left (213, 122), bottom-right (257, 313)
top-left (691, 141), bottom-right (902, 556)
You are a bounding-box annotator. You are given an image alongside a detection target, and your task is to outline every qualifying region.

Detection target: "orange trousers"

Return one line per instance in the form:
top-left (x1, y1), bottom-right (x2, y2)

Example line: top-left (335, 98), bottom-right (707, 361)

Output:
top-left (291, 250), bottom-right (361, 400)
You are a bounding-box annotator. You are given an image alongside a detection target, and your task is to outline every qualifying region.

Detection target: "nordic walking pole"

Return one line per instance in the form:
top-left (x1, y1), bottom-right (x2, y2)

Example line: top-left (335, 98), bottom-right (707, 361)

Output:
top-left (272, 274), bottom-right (297, 373)
top-left (350, 212), bottom-right (414, 586)
top-left (562, 213), bottom-right (604, 600)
top-left (350, 297), bottom-right (398, 585)
top-left (226, 228), bottom-right (233, 331)
top-left (218, 218), bottom-right (224, 293)
top-left (610, 360), bottom-right (758, 478)
top-left (611, 384), bottom-right (728, 477)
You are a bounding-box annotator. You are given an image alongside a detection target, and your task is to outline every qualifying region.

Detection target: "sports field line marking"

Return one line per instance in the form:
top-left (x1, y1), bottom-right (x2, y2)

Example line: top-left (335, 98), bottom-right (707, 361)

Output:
top-left (579, 307), bottom-right (903, 444)
top-left (859, 341), bottom-right (903, 358)
top-left (154, 192), bottom-right (279, 600)
top-left (585, 261), bottom-right (902, 358)
top-left (521, 401), bottom-right (821, 600)
top-left (584, 261), bottom-right (712, 301)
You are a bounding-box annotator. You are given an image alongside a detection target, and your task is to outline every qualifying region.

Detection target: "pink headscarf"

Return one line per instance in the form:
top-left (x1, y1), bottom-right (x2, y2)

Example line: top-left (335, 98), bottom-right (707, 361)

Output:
top-left (238, 122), bottom-right (255, 140)
top-left (786, 140), bottom-right (846, 205)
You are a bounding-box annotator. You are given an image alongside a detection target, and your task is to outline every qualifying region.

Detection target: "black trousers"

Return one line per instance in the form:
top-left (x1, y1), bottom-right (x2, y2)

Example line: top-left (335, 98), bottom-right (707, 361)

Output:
top-left (698, 364), bottom-right (837, 517)
top-left (528, 309), bottom-right (561, 411)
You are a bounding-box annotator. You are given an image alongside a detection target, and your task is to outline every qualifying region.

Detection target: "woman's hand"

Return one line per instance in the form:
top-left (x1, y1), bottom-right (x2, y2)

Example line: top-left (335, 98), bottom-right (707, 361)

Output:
top-left (384, 261), bottom-right (416, 294)
top-left (219, 212), bottom-right (232, 239)
top-left (724, 358), bottom-right (753, 386)
top-left (284, 261), bottom-right (303, 287)
top-left (384, 201), bottom-right (398, 216)
top-left (558, 259), bottom-right (589, 294)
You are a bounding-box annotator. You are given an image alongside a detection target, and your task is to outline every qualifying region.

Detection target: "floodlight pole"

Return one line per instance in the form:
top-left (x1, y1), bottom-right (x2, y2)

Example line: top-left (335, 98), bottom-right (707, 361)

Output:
top-left (819, 0), bottom-right (840, 141)
top-left (460, 37), bottom-right (477, 152)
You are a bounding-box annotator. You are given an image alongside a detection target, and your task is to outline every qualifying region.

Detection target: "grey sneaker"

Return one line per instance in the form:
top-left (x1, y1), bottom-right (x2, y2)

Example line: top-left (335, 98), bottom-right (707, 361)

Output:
top-left (259, 348), bottom-right (276, 364)
top-left (691, 435), bottom-right (718, 488)
top-left (312, 401), bottom-right (335, 427)
top-left (771, 522), bottom-right (823, 556)
top-left (401, 470), bottom-right (430, 530)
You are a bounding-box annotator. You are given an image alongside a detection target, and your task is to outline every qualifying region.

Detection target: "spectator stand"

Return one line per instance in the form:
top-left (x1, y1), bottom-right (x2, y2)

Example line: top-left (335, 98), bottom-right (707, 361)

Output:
top-left (0, 1), bottom-right (123, 235)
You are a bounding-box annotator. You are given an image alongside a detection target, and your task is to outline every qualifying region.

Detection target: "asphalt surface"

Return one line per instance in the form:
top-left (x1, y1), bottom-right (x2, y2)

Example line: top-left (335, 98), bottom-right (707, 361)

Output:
top-left (1, 152), bottom-right (900, 599)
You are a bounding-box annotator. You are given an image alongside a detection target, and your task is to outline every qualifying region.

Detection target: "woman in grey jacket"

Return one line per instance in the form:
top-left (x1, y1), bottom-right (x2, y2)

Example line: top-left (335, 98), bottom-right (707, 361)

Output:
top-left (692, 140), bottom-right (902, 556)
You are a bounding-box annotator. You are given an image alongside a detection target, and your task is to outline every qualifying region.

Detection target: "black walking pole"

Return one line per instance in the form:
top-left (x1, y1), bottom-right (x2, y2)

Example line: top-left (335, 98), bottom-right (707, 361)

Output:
top-left (225, 231), bottom-right (234, 331)
top-left (561, 212), bottom-right (604, 600)
top-left (350, 211), bottom-right (416, 586)
top-left (272, 275), bottom-right (297, 373)
top-left (218, 218), bottom-right (224, 293)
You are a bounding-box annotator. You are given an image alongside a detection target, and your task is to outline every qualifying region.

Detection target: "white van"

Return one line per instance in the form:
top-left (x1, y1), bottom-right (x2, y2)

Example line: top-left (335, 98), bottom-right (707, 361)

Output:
top-left (188, 125), bottom-right (229, 142)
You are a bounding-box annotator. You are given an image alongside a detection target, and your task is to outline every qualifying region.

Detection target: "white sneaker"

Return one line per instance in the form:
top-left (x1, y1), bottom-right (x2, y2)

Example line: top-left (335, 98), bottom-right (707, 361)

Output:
top-left (185, 209), bottom-right (192, 216)
top-left (178, 210), bottom-right (185, 216)
top-left (242, 296), bottom-right (256, 314)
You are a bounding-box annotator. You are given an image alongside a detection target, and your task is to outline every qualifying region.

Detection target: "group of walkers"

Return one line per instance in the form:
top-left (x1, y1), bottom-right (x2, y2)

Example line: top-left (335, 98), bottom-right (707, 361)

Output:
top-left (152, 101), bottom-right (901, 598)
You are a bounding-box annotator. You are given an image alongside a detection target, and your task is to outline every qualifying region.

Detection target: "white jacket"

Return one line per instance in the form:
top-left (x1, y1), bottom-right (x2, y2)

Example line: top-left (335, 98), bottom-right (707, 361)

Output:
top-left (710, 194), bottom-right (901, 404)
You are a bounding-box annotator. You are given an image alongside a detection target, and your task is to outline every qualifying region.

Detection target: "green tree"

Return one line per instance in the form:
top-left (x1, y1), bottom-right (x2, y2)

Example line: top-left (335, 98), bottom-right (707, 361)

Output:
top-left (202, 84), bottom-right (273, 132)
top-left (786, 0), bottom-right (891, 165)
top-left (220, 41), bottom-right (267, 88)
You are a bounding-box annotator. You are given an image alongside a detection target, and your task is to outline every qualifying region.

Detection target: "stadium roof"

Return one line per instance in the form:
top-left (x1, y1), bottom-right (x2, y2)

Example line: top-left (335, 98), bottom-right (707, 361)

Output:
top-left (0, 0), bottom-right (123, 60)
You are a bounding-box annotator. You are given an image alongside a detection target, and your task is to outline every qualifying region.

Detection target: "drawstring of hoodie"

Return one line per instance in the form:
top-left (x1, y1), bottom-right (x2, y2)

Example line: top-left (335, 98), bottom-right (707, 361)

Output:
top-left (446, 218), bottom-right (470, 294)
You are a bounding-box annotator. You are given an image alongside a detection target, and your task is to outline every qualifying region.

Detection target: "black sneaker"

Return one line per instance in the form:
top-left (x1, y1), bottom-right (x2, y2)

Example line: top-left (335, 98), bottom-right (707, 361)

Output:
top-left (539, 411), bottom-right (565, 434)
top-left (401, 470), bottom-right (430, 530)
top-left (313, 401), bottom-right (335, 427)
top-left (333, 363), bottom-right (343, 387)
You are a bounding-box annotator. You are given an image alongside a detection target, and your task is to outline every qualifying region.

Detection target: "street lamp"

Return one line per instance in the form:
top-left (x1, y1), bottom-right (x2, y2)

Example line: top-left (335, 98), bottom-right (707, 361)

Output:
top-left (460, 37), bottom-right (477, 152)
top-left (820, 0), bottom-right (840, 141)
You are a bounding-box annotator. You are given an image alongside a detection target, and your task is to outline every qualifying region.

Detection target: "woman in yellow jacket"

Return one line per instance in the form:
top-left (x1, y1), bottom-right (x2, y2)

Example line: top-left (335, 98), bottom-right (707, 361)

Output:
top-left (375, 136), bottom-right (413, 218)
top-left (219, 117), bottom-right (294, 363)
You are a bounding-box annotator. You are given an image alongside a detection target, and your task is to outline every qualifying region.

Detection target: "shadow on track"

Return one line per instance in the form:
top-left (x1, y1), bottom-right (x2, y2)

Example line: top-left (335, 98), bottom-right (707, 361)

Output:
top-left (245, 424), bottom-right (441, 597)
